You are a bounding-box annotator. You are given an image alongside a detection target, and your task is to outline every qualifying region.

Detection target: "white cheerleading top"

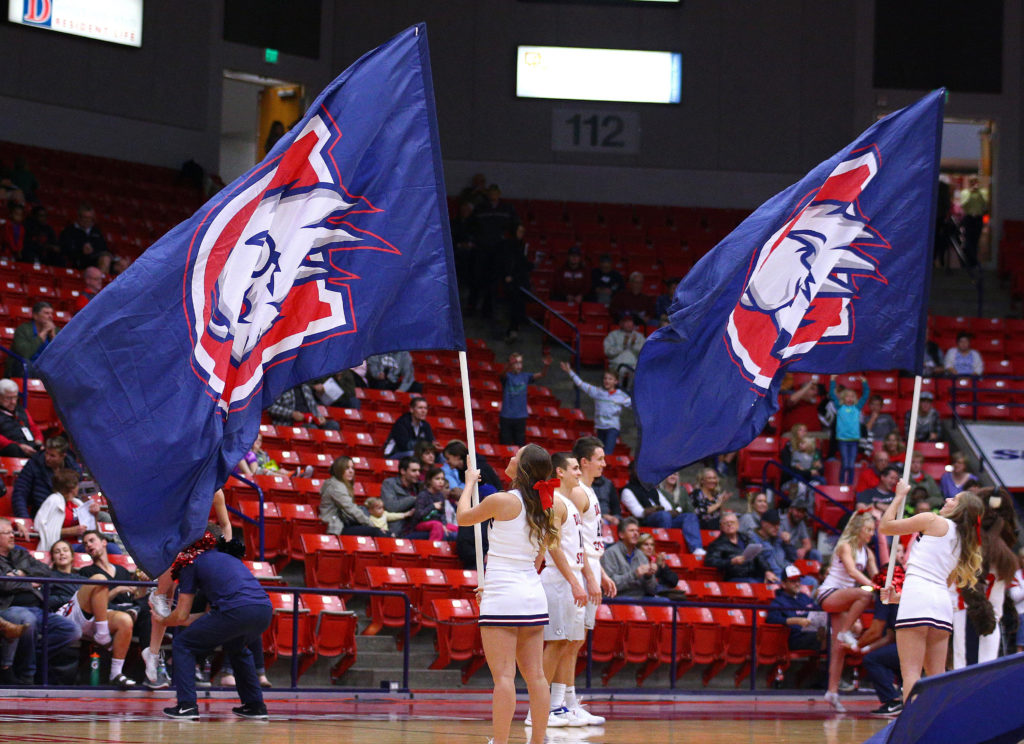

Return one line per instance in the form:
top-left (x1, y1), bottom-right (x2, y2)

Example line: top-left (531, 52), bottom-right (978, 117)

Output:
top-left (820, 544), bottom-right (868, 592)
top-left (543, 492), bottom-right (584, 577)
top-left (905, 517), bottom-right (960, 587)
top-left (486, 489), bottom-right (540, 565)
top-left (579, 483), bottom-right (605, 558)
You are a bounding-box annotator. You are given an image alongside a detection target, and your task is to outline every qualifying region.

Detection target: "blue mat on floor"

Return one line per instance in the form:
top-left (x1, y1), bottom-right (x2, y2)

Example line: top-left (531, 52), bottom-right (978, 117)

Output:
top-left (862, 652), bottom-right (1024, 744)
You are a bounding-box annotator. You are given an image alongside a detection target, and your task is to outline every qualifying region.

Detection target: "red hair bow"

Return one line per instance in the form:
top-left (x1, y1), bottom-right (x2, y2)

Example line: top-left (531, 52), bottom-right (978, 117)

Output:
top-left (534, 478), bottom-right (561, 510)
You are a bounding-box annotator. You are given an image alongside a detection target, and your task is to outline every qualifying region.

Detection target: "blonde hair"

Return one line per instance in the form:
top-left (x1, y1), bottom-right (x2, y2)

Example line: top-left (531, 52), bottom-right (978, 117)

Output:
top-left (946, 491), bottom-right (985, 589)
top-left (364, 497), bottom-right (383, 510)
top-left (837, 509), bottom-right (874, 549)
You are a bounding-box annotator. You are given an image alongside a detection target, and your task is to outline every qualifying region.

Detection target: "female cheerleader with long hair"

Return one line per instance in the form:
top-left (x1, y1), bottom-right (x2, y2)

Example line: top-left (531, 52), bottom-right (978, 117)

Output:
top-left (879, 480), bottom-right (985, 701)
top-left (816, 507), bottom-right (878, 711)
top-left (457, 443), bottom-right (559, 744)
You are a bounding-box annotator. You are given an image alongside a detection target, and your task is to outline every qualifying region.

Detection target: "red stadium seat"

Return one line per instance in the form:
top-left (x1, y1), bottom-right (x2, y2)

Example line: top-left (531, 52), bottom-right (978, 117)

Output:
top-left (405, 568), bottom-right (452, 629)
top-left (304, 594), bottom-right (358, 680)
top-left (338, 535), bottom-right (383, 588)
top-left (576, 604), bottom-right (625, 679)
top-left (603, 604), bottom-right (657, 685)
top-left (278, 503), bottom-right (322, 563)
top-left (299, 534), bottom-right (343, 588)
top-left (430, 599), bottom-right (486, 683)
top-left (363, 566), bottom-right (415, 637)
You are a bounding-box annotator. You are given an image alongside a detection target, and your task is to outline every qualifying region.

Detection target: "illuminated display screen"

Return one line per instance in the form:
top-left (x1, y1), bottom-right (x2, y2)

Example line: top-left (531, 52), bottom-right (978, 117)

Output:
top-left (8, 0), bottom-right (143, 47)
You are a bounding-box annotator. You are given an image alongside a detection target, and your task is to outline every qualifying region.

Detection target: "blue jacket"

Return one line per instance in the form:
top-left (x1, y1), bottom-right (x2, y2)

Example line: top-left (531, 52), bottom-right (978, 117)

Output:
top-left (767, 588), bottom-right (820, 641)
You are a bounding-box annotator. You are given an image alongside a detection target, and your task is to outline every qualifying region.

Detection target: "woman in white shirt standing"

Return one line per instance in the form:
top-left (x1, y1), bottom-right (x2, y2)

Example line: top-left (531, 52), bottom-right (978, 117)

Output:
top-left (457, 444), bottom-right (558, 744)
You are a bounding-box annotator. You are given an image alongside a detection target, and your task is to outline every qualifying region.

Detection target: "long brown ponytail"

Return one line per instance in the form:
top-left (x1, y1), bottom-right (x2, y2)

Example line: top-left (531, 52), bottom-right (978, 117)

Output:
top-left (510, 444), bottom-right (558, 551)
top-left (948, 491), bottom-right (985, 589)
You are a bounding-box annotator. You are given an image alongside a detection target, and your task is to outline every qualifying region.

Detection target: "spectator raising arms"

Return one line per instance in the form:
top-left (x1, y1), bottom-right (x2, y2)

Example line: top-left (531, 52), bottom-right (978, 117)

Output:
top-left (561, 361), bottom-right (631, 455)
top-left (499, 352), bottom-right (549, 446)
top-left (829, 375), bottom-right (869, 486)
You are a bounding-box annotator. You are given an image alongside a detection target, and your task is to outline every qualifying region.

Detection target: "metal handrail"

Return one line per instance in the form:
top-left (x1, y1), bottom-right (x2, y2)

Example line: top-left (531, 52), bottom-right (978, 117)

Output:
top-left (518, 286), bottom-right (581, 408)
top-left (225, 474), bottom-right (266, 560)
top-left (0, 574), bottom-right (412, 691)
top-left (759, 460), bottom-right (845, 535)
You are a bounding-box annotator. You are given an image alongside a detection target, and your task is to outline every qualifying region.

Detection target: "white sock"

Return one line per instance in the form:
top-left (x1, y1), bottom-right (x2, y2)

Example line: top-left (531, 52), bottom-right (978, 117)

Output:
top-left (94, 620), bottom-right (109, 637)
top-left (110, 658), bottom-right (124, 678)
top-left (550, 682), bottom-right (566, 709)
top-left (565, 686), bottom-right (578, 708)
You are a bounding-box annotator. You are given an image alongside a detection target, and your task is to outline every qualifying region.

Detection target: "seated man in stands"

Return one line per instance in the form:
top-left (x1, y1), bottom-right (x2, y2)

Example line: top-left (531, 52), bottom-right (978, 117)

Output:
top-left (73, 266), bottom-right (105, 312)
top-left (610, 271), bottom-right (656, 326)
top-left (58, 531), bottom-right (141, 688)
top-left (778, 497), bottom-right (821, 562)
top-left (620, 462), bottom-right (703, 556)
top-left (704, 512), bottom-right (779, 583)
top-left (59, 203), bottom-right (109, 270)
top-left (855, 449), bottom-right (891, 493)
top-left (600, 517), bottom-right (658, 598)
top-left (12, 435), bottom-right (80, 520)
top-left (0, 518), bottom-right (81, 683)
top-left (863, 395), bottom-right (898, 444)
top-left (856, 466), bottom-right (899, 509)
top-left (0, 379), bottom-right (42, 457)
top-left (383, 397), bottom-right (434, 459)
top-left (746, 509), bottom-right (788, 581)
top-left (603, 314), bottom-right (645, 389)
top-left (267, 383), bottom-right (339, 431)
top-left (767, 565), bottom-right (825, 650)
top-left (907, 452), bottom-right (942, 508)
top-left (904, 391), bottom-right (945, 442)
top-left (552, 245), bottom-right (588, 304)
top-left (366, 351), bottom-right (422, 393)
top-left (943, 332), bottom-right (983, 376)
top-left (8, 301), bottom-right (59, 377)
top-left (590, 253), bottom-right (624, 306)
top-left (379, 456), bottom-right (423, 536)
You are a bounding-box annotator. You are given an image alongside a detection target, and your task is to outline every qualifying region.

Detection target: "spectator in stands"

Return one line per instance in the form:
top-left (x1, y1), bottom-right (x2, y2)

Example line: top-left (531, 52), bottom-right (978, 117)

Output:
top-left (12, 436), bottom-right (80, 520)
top-left (380, 456), bottom-right (423, 536)
top-left (110, 254), bottom-right (131, 277)
top-left (268, 383), bottom-right (339, 431)
top-left (0, 518), bottom-right (80, 684)
top-left (8, 301), bottom-right (59, 377)
top-left (767, 565), bottom-right (826, 650)
top-left (636, 533), bottom-right (679, 595)
top-left (601, 517), bottom-right (659, 598)
top-left (450, 200), bottom-right (476, 291)
top-left (690, 468), bottom-right (732, 530)
top-left (747, 509), bottom-right (787, 580)
top-left (856, 449), bottom-right (891, 493)
top-left (940, 453), bottom-right (975, 500)
top-left (23, 206), bottom-right (60, 265)
top-left (35, 468), bottom-right (87, 553)
top-left (500, 352), bottom-right (550, 446)
top-left (591, 473), bottom-right (621, 528)
top-left (73, 267), bottom-right (105, 312)
top-left (780, 376), bottom-right (821, 433)
top-left (561, 361), bottom-right (631, 455)
top-left (0, 201), bottom-right (26, 259)
top-left (46, 540), bottom-right (81, 611)
top-left (789, 437), bottom-right (824, 487)
top-left (958, 176), bottom-right (988, 269)
top-left (779, 423), bottom-right (808, 471)
top-left (77, 530), bottom-right (141, 688)
top-left (907, 452), bottom-right (942, 508)
top-left (656, 472), bottom-right (702, 554)
top-left (863, 395), bottom-right (898, 444)
top-left (881, 431), bottom-right (906, 465)
top-left (458, 172), bottom-right (489, 210)
top-left (0, 379), bottom-right (42, 457)
top-left (467, 184), bottom-right (518, 318)
top-left (312, 369), bottom-right (362, 410)
top-left (922, 328), bottom-right (944, 377)
top-left (440, 440), bottom-right (503, 497)
top-left (619, 463), bottom-right (701, 555)
top-left (383, 397), bottom-right (434, 459)
top-left (413, 440), bottom-right (439, 479)
top-left (705, 512), bottom-right (778, 583)
top-left (610, 271), bottom-right (656, 325)
top-left (366, 351), bottom-right (422, 393)
top-left (499, 223), bottom-right (533, 343)
top-left (857, 466), bottom-right (899, 509)
top-left (780, 497), bottom-right (820, 562)
top-left (59, 203), bottom-right (109, 270)
top-left (654, 277), bottom-right (680, 322)
top-left (603, 314), bottom-right (645, 389)
top-left (739, 492), bottom-right (770, 536)
top-left (236, 432), bottom-right (311, 479)
top-left (860, 585), bottom-right (903, 716)
top-left (944, 332), bottom-right (984, 376)
top-left (905, 391), bottom-right (945, 442)
top-left (552, 245), bottom-right (588, 304)
top-left (364, 496), bottom-right (411, 536)
top-left (589, 254), bottom-right (624, 306)
top-left (829, 375), bottom-right (869, 486)
top-left (318, 456), bottom-right (386, 537)
top-left (411, 467), bottom-right (458, 541)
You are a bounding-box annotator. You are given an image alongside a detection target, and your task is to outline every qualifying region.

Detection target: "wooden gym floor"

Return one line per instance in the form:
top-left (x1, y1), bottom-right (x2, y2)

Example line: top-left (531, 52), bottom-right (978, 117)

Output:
top-left (0, 691), bottom-right (891, 744)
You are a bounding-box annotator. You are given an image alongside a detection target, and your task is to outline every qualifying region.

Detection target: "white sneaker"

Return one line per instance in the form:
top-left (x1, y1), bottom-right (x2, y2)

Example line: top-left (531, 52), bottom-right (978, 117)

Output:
top-left (836, 631), bottom-right (859, 651)
top-left (149, 591), bottom-right (171, 620)
top-left (570, 705), bottom-right (605, 725)
top-left (824, 691), bottom-right (846, 713)
top-left (693, 548), bottom-right (706, 558)
top-left (141, 647), bottom-right (159, 684)
top-left (563, 707), bottom-right (589, 727)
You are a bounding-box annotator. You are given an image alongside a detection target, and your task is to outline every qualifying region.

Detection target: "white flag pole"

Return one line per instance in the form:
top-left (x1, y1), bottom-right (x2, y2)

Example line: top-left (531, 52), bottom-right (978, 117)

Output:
top-left (458, 350), bottom-right (485, 588)
top-left (884, 374), bottom-right (922, 596)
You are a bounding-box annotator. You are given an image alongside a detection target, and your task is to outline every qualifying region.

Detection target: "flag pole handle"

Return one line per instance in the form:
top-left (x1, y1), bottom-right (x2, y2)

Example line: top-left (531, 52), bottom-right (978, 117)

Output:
top-left (884, 374), bottom-right (922, 598)
top-left (458, 351), bottom-right (485, 588)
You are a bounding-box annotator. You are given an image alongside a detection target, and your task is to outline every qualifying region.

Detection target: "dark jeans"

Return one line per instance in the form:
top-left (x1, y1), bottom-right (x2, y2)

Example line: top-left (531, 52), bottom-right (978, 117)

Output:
top-left (0, 443), bottom-right (36, 458)
top-left (499, 417), bottom-right (526, 446)
top-left (0, 605), bottom-right (81, 681)
top-left (172, 604), bottom-right (272, 708)
top-left (962, 214), bottom-right (983, 267)
top-left (341, 524), bottom-right (387, 538)
top-left (862, 642), bottom-right (901, 704)
top-left (595, 428), bottom-right (619, 456)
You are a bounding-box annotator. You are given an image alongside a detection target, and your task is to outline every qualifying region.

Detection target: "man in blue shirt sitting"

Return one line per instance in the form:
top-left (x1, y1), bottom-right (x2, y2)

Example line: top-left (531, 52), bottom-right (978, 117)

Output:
top-left (767, 565), bottom-right (825, 651)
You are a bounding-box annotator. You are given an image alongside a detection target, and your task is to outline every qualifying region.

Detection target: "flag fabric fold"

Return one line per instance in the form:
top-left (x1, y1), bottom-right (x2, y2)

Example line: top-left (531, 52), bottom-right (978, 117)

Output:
top-left (36, 23), bottom-right (464, 575)
top-left (635, 89), bottom-right (944, 483)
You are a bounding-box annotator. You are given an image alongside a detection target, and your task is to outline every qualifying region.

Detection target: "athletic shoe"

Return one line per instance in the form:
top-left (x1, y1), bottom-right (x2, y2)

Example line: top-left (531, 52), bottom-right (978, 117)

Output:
top-left (871, 701), bottom-right (903, 716)
top-left (163, 705), bottom-right (199, 720)
top-left (563, 707), bottom-right (589, 727)
top-left (232, 704), bottom-right (269, 720)
top-left (149, 591), bottom-right (171, 620)
top-left (111, 673), bottom-right (137, 690)
top-left (195, 665), bottom-right (211, 687)
top-left (823, 691), bottom-right (846, 713)
top-left (142, 647), bottom-right (159, 683)
top-left (570, 705), bottom-right (605, 725)
top-left (259, 675), bottom-right (272, 688)
top-left (693, 548), bottom-right (706, 558)
top-left (836, 631), bottom-right (859, 651)
top-left (524, 706), bottom-right (570, 728)
top-left (145, 668), bottom-right (170, 690)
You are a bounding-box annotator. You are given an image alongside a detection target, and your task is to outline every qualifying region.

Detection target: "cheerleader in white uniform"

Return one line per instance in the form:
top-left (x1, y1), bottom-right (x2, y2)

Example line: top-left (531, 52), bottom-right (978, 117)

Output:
top-left (880, 480), bottom-right (984, 702)
top-left (457, 444), bottom-right (558, 744)
top-left (817, 508), bottom-right (878, 711)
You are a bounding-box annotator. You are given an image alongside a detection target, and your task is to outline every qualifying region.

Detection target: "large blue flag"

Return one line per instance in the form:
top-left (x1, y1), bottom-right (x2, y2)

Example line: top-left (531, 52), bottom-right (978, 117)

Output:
top-left (635, 90), bottom-right (944, 483)
top-left (36, 24), bottom-right (464, 575)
